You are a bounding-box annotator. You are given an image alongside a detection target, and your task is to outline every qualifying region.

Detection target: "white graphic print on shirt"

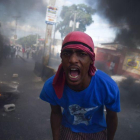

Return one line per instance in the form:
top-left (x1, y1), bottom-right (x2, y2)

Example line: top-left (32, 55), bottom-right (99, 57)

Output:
top-left (69, 104), bottom-right (98, 125)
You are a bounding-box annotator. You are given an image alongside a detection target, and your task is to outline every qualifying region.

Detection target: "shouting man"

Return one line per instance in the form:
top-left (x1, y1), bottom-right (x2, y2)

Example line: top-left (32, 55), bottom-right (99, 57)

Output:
top-left (40, 31), bottom-right (120, 140)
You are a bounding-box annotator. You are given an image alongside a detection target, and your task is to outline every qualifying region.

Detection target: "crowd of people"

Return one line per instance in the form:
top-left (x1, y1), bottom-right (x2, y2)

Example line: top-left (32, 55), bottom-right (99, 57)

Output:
top-left (2, 45), bottom-right (35, 59)
top-left (3, 45), bottom-right (19, 59)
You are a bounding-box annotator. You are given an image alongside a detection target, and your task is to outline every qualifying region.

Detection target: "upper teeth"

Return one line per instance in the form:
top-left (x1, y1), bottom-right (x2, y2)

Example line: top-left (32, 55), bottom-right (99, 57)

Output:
top-left (71, 68), bottom-right (77, 70)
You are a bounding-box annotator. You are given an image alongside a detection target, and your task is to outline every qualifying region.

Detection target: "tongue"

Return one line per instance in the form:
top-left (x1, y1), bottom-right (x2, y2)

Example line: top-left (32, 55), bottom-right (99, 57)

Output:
top-left (70, 70), bottom-right (79, 77)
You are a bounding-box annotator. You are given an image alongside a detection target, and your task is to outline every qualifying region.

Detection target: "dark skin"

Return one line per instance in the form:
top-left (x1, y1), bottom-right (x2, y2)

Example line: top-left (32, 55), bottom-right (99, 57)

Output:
top-left (50, 105), bottom-right (62, 140)
top-left (61, 49), bottom-right (93, 91)
top-left (106, 108), bottom-right (118, 140)
top-left (50, 48), bottom-right (118, 140)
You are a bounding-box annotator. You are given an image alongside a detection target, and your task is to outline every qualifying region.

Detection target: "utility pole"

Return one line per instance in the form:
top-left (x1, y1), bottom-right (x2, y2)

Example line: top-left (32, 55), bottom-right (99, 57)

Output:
top-left (69, 11), bottom-right (80, 31)
top-left (34, 0), bottom-right (57, 78)
top-left (52, 22), bottom-right (58, 47)
top-left (73, 12), bottom-right (77, 31)
top-left (44, 0), bottom-right (56, 66)
top-left (13, 15), bottom-right (20, 45)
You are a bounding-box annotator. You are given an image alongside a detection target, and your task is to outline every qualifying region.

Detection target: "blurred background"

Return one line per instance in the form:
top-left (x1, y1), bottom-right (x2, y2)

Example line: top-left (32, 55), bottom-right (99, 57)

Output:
top-left (0, 0), bottom-right (140, 140)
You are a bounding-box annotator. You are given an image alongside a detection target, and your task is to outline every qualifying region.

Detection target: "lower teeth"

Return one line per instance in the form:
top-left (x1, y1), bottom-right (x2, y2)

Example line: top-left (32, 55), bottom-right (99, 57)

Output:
top-left (70, 75), bottom-right (78, 78)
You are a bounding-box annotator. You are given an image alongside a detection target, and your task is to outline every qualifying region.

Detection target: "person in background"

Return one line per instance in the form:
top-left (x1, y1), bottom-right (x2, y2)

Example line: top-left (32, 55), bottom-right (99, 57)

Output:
top-left (26, 47), bottom-right (31, 59)
top-left (22, 47), bottom-right (25, 57)
top-left (40, 31), bottom-right (120, 140)
top-left (109, 61), bottom-right (115, 75)
top-left (15, 46), bottom-right (19, 58)
top-left (11, 46), bottom-right (16, 58)
top-left (7, 45), bottom-right (11, 58)
top-left (0, 43), bottom-right (3, 65)
top-left (3, 45), bottom-right (7, 59)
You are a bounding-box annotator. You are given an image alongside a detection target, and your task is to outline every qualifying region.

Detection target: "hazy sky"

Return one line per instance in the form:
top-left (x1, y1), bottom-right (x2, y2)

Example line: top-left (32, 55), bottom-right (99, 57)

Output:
top-left (0, 0), bottom-right (116, 46)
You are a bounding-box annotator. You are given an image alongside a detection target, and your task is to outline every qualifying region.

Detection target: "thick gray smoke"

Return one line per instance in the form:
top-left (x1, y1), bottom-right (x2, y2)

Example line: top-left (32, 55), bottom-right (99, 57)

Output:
top-left (0, 0), bottom-right (48, 31)
top-left (86, 0), bottom-right (140, 48)
top-left (0, 0), bottom-right (47, 20)
top-left (0, 33), bottom-right (4, 63)
top-left (119, 77), bottom-right (140, 108)
top-left (0, 0), bottom-right (48, 38)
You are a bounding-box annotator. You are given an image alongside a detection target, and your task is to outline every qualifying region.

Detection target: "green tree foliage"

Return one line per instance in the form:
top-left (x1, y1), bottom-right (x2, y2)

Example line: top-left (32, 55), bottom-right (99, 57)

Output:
top-left (17, 34), bottom-right (40, 47)
top-left (56, 4), bottom-right (95, 39)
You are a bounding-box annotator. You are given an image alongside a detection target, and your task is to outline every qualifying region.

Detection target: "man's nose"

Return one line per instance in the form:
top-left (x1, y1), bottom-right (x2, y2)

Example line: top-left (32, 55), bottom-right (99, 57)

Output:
top-left (69, 53), bottom-right (78, 63)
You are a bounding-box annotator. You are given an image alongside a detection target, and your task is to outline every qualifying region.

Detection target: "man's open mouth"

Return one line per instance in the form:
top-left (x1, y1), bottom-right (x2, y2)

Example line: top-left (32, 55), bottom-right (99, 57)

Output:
top-left (69, 68), bottom-right (80, 80)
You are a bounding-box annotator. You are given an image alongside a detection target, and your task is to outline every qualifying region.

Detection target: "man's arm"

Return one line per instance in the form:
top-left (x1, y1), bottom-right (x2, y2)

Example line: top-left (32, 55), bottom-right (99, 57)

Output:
top-left (106, 108), bottom-right (118, 140)
top-left (50, 104), bottom-right (62, 140)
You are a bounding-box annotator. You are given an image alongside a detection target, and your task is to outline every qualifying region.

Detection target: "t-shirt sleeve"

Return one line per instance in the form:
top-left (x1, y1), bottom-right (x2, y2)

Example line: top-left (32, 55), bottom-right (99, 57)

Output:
top-left (104, 85), bottom-right (121, 112)
top-left (40, 81), bottom-right (58, 106)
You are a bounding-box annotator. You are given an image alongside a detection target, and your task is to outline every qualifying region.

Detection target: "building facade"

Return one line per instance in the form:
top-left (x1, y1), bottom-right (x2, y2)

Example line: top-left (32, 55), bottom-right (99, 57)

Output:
top-left (95, 43), bottom-right (140, 79)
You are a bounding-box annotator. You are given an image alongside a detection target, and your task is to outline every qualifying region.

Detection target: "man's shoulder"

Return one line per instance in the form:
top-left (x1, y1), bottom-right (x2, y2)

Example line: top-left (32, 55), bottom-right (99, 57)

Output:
top-left (95, 70), bottom-right (118, 87)
top-left (44, 75), bottom-right (55, 88)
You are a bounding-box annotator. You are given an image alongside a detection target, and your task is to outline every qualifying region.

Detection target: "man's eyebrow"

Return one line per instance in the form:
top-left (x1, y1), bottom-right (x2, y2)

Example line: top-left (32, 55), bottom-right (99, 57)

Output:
top-left (62, 49), bottom-right (73, 52)
top-left (75, 50), bottom-right (86, 52)
top-left (62, 50), bottom-right (87, 53)
top-left (62, 50), bottom-right (70, 52)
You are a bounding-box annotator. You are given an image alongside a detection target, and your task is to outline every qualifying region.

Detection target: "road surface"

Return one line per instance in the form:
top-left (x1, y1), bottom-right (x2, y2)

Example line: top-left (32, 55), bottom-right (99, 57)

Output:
top-left (0, 55), bottom-right (140, 140)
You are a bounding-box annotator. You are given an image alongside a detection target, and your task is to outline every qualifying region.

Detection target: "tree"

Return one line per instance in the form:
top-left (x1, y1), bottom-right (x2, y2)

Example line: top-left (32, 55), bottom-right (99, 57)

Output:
top-left (17, 34), bottom-right (40, 47)
top-left (56, 4), bottom-right (96, 39)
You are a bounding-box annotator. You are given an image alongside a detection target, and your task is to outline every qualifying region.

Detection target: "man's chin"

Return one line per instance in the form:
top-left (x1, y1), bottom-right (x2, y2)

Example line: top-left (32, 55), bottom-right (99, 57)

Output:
top-left (66, 78), bottom-right (81, 87)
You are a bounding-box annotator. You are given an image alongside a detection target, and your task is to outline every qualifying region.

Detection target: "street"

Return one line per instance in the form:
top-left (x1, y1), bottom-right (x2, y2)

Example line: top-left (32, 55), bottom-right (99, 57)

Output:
top-left (0, 55), bottom-right (52, 140)
top-left (0, 55), bottom-right (140, 140)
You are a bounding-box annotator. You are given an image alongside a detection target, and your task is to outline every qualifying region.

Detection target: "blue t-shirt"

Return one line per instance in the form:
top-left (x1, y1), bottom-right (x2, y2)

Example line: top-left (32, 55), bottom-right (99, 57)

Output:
top-left (40, 70), bottom-right (120, 133)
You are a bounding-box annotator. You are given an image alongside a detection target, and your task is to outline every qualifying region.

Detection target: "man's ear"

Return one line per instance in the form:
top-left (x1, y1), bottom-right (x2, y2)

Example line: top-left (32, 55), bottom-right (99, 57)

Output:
top-left (90, 60), bottom-right (93, 64)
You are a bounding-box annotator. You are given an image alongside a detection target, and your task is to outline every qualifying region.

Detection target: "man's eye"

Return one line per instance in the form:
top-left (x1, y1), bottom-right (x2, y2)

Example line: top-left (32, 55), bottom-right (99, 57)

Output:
top-left (62, 52), bottom-right (70, 56)
top-left (79, 53), bottom-right (87, 56)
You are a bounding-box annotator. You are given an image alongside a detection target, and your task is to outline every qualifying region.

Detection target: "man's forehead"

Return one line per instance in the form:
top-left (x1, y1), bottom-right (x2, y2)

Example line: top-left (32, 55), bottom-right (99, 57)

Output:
top-left (62, 48), bottom-right (86, 52)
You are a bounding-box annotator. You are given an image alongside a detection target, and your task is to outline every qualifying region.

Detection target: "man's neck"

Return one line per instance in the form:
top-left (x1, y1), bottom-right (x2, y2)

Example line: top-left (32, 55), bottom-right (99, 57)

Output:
top-left (67, 75), bottom-right (92, 92)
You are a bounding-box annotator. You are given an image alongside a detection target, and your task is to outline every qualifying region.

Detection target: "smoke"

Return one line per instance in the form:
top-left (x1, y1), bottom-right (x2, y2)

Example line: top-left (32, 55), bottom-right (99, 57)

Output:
top-left (85, 0), bottom-right (140, 47)
top-left (0, 0), bottom-right (49, 38)
top-left (0, 33), bottom-right (4, 62)
top-left (95, 61), bottom-right (110, 74)
top-left (119, 77), bottom-right (140, 108)
top-left (0, 0), bottom-right (47, 19)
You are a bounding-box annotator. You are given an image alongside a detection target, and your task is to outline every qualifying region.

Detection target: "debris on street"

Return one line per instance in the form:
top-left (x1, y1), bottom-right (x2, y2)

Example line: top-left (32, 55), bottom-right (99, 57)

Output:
top-left (4, 104), bottom-right (15, 112)
top-left (12, 74), bottom-right (18, 78)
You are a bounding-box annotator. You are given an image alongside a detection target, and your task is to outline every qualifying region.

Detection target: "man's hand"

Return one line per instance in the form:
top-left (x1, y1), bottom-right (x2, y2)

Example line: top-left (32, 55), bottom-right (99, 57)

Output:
top-left (106, 108), bottom-right (118, 140)
top-left (50, 104), bottom-right (62, 140)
